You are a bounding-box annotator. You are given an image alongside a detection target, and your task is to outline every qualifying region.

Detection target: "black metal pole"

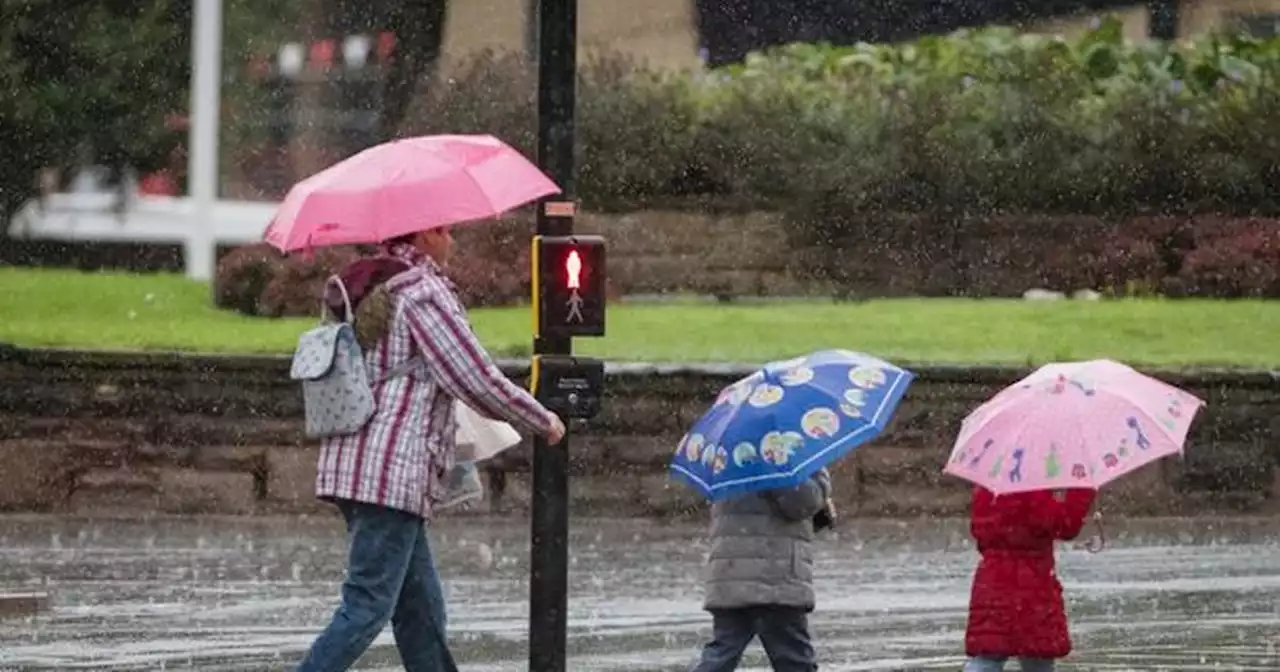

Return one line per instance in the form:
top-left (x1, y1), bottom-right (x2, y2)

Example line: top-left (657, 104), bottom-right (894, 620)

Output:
top-left (529, 0), bottom-right (576, 670)
top-left (1148, 0), bottom-right (1179, 40)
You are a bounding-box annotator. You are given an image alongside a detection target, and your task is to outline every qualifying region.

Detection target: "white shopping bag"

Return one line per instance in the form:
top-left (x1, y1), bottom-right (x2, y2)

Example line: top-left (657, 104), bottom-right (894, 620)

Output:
top-left (454, 400), bottom-right (522, 463)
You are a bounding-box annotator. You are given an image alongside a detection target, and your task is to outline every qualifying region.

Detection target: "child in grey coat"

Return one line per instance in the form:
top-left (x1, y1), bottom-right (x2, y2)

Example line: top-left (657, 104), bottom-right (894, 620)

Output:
top-left (691, 468), bottom-right (833, 672)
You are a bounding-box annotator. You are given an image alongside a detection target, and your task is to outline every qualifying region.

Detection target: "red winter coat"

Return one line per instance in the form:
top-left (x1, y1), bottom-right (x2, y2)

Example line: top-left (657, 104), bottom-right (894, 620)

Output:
top-left (964, 487), bottom-right (1096, 660)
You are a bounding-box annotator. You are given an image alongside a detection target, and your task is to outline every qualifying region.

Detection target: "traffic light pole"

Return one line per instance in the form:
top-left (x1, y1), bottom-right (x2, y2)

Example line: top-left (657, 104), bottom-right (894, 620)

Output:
top-left (529, 0), bottom-right (576, 670)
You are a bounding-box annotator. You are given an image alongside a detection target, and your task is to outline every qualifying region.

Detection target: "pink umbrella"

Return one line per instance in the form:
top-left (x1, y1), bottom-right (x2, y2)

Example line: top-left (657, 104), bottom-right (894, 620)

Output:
top-left (943, 359), bottom-right (1205, 496)
top-left (263, 134), bottom-right (560, 252)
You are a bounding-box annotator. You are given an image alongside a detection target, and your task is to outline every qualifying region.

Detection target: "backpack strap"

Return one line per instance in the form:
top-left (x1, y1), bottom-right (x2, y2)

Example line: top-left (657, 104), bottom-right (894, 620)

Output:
top-left (322, 274), bottom-right (354, 324)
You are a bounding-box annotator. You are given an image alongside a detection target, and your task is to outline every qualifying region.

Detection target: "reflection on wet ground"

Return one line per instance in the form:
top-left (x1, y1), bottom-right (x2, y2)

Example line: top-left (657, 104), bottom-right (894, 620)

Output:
top-left (1, 514), bottom-right (1279, 670)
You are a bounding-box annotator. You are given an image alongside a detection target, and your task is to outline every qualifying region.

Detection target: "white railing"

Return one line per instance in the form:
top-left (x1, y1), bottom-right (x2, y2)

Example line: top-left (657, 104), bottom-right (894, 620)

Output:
top-left (4, 0), bottom-right (242, 281)
top-left (7, 193), bottom-right (277, 281)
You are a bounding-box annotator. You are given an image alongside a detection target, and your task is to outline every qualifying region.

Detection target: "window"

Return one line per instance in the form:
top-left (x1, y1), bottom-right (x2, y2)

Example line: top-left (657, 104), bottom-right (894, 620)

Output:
top-left (1234, 12), bottom-right (1280, 38)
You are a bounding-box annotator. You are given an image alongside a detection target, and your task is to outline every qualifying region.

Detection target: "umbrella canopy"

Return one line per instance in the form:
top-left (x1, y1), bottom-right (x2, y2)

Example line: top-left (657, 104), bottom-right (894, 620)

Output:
top-left (671, 349), bottom-right (914, 501)
top-left (263, 134), bottom-right (559, 252)
top-left (944, 359), bottom-right (1205, 495)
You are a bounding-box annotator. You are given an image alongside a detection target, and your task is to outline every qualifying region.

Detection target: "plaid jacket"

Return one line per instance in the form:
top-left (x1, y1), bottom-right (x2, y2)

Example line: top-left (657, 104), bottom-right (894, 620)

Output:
top-left (315, 244), bottom-right (556, 518)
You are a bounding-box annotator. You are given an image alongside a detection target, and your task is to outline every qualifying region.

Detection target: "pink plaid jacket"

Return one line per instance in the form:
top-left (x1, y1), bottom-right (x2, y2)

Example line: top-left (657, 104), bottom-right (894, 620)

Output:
top-left (315, 244), bottom-right (556, 519)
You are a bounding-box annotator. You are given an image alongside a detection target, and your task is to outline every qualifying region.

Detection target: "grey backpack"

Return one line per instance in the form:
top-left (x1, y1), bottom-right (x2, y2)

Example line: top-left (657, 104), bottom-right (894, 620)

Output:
top-left (290, 275), bottom-right (416, 439)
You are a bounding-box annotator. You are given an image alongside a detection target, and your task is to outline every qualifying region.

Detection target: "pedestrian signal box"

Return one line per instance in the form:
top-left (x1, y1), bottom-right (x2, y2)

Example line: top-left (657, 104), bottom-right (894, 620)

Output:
top-left (532, 235), bottom-right (606, 339)
top-left (529, 355), bottom-right (605, 420)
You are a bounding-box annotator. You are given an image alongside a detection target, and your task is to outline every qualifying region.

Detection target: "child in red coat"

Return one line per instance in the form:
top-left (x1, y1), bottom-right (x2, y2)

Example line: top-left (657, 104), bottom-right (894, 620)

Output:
top-left (963, 486), bottom-right (1096, 672)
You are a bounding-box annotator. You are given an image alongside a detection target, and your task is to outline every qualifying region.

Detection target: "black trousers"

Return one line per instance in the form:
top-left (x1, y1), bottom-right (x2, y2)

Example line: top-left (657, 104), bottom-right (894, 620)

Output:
top-left (691, 605), bottom-right (817, 672)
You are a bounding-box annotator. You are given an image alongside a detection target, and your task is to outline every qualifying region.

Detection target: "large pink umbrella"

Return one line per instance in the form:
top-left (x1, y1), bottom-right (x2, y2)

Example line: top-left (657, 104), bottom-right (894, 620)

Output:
top-left (263, 134), bottom-right (560, 252)
top-left (943, 359), bottom-right (1205, 496)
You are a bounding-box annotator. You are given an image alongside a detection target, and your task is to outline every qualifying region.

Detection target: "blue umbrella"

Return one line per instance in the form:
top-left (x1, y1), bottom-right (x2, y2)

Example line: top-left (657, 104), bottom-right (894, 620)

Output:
top-left (670, 349), bottom-right (914, 501)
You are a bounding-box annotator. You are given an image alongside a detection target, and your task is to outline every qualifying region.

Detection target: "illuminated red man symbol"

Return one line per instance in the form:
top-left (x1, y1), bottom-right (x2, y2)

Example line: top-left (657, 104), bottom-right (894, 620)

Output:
top-left (564, 249), bottom-right (585, 323)
top-left (565, 250), bottom-right (582, 290)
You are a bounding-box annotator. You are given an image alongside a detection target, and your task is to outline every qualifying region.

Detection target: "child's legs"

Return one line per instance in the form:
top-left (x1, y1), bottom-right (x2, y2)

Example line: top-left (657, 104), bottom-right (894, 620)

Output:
top-left (964, 657), bottom-right (1054, 672)
top-left (754, 606), bottom-right (816, 672)
top-left (692, 609), bottom-right (755, 672)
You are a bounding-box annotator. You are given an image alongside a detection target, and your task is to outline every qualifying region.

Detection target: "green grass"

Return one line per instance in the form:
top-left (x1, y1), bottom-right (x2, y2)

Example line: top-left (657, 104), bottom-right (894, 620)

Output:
top-left (1, 267), bottom-right (1277, 368)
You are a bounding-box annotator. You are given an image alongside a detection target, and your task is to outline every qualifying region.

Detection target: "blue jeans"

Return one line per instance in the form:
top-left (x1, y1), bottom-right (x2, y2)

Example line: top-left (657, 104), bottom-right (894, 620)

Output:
top-left (692, 606), bottom-right (816, 671)
top-left (298, 499), bottom-right (458, 672)
top-left (964, 657), bottom-right (1055, 672)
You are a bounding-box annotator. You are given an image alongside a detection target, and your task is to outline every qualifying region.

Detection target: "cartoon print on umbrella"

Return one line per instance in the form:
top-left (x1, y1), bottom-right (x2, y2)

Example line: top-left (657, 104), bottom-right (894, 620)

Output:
top-left (967, 438), bottom-right (996, 468)
top-left (682, 434), bottom-right (705, 462)
top-left (801, 408), bottom-right (840, 439)
top-left (701, 443), bottom-right (718, 468)
top-left (710, 446), bottom-right (729, 474)
top-left (987, 453), bottom-right (1005, 479)
top-left (1069, 377), bottom-right (1096, 396)
top-left (1008, 448), bottom-right (1025, 483)
top-left (848, 365), bottom-right (888, 389)
top-left (1049, 374), bottom-right (1095, 397)
top-left (748, 384), bottom-right (786, 408)
top-left (733, 442), bottom-right (757, 467)
top-left (840, 389), bottom-right (867, 418)
top-left (761, 431), bottom-right (804, 466)
top-left (1126, 417), bottom-right (1151, 450)
top-left (1161, 395), bottom-right (1184, 430)
top-left (1071, 463), bottom-right (1088, 480)
top-left (716, 378), bottom-right (758, 408)
top-left (780, 366), bottom-right (815, 387)
top-left (1045, 444), bottom-right (1062, 479)
top-left (1050, 375), bottom-right (1067, 394)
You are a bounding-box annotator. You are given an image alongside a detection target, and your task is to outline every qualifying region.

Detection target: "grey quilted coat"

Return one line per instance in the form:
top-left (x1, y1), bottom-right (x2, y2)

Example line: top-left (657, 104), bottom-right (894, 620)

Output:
top-left (702, 469), bottom-right (832, 611)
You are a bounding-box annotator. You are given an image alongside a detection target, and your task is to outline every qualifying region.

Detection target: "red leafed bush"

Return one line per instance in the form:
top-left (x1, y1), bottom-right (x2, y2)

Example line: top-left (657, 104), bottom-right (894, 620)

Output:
top-left (1178, 218), bottom-right (1280, 297)
top-left (213, 223), bottom-right (537, 320)
top-left (449, 219), bottom-right (535, 308)
top-left (258, 246), bottom-right (364, 318)
top-left (214, 243), bottom-right (283, 316)
top-left (1077, 231), bottom-right (1168, 295)
top-left (1069, 217), bottom-right (1202, 296)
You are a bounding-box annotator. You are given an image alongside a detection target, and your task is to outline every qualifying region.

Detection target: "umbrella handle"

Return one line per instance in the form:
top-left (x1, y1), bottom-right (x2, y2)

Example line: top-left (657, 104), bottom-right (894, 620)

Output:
top-left (1081, 511), bottom-right (1106, 554)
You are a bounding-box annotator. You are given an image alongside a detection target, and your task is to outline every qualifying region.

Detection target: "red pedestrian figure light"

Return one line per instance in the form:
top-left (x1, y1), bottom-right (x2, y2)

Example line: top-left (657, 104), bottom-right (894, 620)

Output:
top-left (564, 250), bottom-right (584, 323)
top-left (565, 250), bottom-right (582, 290)
top-left (533, 235), bottom-right (605, 337)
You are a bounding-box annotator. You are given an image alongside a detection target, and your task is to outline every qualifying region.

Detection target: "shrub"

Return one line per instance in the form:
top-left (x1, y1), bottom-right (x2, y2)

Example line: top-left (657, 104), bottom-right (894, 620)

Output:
top-left (258, 247), bottom-right (363, 318)
top-left (213, 243), bottom-right (283, 316)
top-left (214, 224), bottom-right (539, 319)
top-left (1070, 217), bottom-right (1187, 296)
top-left (1178, 218), bottom-right (1280, 297)
top-left (450, 219), bottom-right (534, 308)
top-left (230, 19), bottom-right (1280, 222)
top-left (1077, 232), bottom-right (1168, 296)
top-left (405, 50), bottom-right (536, 159)
top-left (212, 19), bottom-right (1280, 303)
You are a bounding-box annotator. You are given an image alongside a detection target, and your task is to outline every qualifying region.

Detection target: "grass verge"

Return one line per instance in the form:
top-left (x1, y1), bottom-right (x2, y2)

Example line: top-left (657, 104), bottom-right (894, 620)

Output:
top-left (1, 267), bottom-right (1277, 368)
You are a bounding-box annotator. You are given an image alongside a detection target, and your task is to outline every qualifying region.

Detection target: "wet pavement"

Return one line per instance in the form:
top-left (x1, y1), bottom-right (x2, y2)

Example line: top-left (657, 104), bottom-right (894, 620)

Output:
top-left (1, 513), bottom-right (1279, 671)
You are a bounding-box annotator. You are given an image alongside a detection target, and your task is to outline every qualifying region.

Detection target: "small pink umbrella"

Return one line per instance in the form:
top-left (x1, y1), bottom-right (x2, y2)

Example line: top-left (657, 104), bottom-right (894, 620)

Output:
top-left (943, 359), bottom-right (1205, 496)
top-left (263, 134), bottom-right (560, 252)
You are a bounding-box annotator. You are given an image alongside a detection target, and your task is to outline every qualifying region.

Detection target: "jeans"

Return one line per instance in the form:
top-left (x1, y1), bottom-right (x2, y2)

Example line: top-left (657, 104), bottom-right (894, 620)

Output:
top-left (298, 499), bottom-right (458, 672)
top-left (964, 657), bottom-right (1055, 672)
top-left (692, 606), bottom-right (817, 672)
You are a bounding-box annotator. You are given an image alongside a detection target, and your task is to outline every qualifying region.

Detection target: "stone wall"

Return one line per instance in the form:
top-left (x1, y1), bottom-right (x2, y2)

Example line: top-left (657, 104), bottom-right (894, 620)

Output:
top-left (1, 344), bottom-right (1278, 519)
